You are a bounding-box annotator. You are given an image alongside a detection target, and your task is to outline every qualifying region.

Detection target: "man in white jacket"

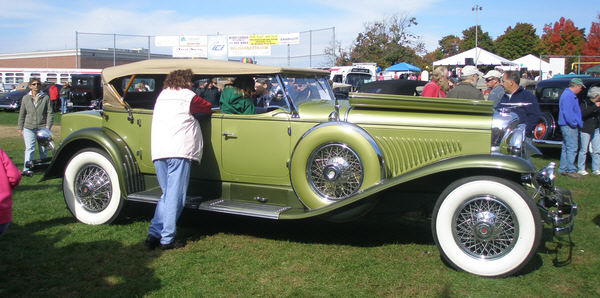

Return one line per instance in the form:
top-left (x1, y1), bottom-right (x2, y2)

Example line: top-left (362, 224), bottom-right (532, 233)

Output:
top-left (145, 69), bottom-right (212, 250)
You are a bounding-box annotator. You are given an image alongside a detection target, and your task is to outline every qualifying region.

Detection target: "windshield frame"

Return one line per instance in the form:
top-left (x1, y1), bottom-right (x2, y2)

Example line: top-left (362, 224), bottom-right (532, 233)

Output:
top-left (281, 75), bottom-right (335, 112)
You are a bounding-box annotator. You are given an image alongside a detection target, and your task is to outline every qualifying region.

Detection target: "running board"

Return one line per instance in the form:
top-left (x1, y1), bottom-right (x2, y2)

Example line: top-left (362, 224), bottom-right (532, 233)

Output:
top-left (197, 199), bottom-right (291, 220)
top-left (127, 188), bottom-right (205, 207)
top-left (127, 190), bottom-right (291, 219)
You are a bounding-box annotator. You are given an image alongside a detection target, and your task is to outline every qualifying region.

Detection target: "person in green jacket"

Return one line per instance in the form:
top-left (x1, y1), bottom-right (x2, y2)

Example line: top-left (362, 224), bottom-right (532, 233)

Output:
top-left (17, 78), bottom-right (53, 176)
top-left (219, 76), bottom-right (255, 115)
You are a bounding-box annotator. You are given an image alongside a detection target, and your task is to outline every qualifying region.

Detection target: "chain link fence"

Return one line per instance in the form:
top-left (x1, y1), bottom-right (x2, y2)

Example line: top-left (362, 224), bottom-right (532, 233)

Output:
top-left (76, 27), bottom-right (336, 68)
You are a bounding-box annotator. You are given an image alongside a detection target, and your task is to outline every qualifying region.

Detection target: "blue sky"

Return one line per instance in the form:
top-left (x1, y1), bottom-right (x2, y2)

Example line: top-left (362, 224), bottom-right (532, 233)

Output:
top-left (0, 0), bottom-right (598, 66)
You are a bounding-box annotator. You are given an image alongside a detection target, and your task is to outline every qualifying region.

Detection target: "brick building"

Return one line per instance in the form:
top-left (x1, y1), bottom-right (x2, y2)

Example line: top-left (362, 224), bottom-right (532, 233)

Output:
top-left (0, 48), bottom-right (170, 69)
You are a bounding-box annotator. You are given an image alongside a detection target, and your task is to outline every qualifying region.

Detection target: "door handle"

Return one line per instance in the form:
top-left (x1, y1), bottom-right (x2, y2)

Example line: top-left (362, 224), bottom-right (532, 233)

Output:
top-left (222, 132), bottom-right (236, 139)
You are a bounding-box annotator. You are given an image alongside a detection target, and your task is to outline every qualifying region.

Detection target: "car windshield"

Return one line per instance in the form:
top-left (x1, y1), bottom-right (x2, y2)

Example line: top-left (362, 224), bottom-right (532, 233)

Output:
top-left (345, 73), bottom-right (372, 89)
top-left (281, 76), bottom-right (334, 107)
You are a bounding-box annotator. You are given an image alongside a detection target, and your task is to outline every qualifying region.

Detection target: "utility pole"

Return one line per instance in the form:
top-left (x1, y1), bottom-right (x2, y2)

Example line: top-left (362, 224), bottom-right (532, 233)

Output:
top-left (472, 4), bottom-right (483, 66)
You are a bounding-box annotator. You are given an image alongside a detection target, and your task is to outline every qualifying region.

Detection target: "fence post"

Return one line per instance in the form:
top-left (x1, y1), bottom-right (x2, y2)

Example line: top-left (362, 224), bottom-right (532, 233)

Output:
top-left (75, 31), bottom-right (79, 69)
top-left (113, 34), bottom-right (116, 66)
top-left (309, 30), bottom-right (312, 68)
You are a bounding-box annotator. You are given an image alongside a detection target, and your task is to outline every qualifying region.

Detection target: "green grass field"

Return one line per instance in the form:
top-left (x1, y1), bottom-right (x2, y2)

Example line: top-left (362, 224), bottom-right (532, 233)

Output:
top-left (0, 111), bottom-right (599, 296)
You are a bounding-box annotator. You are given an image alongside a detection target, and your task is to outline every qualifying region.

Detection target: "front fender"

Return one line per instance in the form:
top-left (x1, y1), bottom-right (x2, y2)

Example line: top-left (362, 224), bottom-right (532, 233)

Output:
top-left (42, 127), bottom-right (144, 196)
top-left (280, 154), bottom-right (536, 219)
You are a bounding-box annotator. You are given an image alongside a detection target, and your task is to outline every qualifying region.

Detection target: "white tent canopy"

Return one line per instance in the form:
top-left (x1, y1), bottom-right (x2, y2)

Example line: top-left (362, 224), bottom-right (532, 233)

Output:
top-left (433, 47), bottom-right (517, 67)
top-left (507, 54), bottom-right (551, 73)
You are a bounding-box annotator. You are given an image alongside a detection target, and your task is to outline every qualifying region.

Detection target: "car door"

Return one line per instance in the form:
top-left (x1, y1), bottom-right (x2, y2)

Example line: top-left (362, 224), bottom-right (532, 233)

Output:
top-left (220, 111), bottom-right (291, 186)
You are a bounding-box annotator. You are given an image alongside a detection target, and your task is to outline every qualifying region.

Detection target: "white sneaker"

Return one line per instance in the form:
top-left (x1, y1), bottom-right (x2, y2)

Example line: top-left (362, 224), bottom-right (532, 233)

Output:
top-left (593, 170), bottom-right (600, 175)
top-left (577, 170), bottom-right (589, 176)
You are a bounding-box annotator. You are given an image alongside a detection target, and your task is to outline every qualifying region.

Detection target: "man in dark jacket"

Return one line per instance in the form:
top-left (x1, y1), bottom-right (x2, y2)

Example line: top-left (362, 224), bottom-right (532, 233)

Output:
top-left (497, 71), bottom-right (542, 138)
top-left (197, 78), bottom-right (220, 107)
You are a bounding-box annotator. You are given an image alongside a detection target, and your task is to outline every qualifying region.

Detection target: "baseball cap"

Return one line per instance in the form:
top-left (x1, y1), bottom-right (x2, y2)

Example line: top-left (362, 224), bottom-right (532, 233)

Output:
top-left (483, 70), bottom-right (502, 79)
top-left (570, 78), bottom-right (586, 88)
top-left (461, 65), bottom-right (483, 77)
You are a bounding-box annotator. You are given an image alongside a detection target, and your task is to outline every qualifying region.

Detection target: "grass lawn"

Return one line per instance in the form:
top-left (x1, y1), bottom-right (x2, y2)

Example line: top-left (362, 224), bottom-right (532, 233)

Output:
top-left (0, 111), bottom-right (599, 296)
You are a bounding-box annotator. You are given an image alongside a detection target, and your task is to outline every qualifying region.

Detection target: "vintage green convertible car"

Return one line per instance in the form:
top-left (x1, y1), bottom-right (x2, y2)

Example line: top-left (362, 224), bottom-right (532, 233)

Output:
top-left (42, 59), bottom-right (576, 277)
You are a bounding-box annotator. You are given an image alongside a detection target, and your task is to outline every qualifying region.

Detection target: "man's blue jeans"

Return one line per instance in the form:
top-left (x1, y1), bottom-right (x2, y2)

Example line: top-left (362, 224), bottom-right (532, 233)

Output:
top-left (148, 158), bottom-right (191, 245)
top-left (60, 97), bottom-right (67, 114)
top-left (23, 128), bottom-right (47, 171)
top-left (559, 125), bottom-right (579, 173)
top-left (578, 128), bottom-right (600, 172)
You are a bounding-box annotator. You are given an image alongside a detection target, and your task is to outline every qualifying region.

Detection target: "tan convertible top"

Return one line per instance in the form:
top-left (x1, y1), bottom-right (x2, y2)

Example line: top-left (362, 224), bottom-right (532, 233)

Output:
top-left (102, 58), bottom-right (329, 83)
top-left (101, 59), bottom-right (329, 111)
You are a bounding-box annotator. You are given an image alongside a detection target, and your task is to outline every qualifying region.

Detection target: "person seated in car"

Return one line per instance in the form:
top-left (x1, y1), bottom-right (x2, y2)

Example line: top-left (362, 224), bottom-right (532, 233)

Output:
top-left (219, 76), bottom-right (255, 114)
top-left (253, 78), bottom-right (271, 107)
top-left (290, 78), bottom-right (311, 102)
top-left (197, 78), bottom-right (220, 107)
top-left (135, 82), bottom-right (146, 92)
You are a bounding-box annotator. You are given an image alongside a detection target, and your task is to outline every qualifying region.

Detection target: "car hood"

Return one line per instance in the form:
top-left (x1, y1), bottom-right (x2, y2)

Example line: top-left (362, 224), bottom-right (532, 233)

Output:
top-left (349, 92), bottom-right (494, 115)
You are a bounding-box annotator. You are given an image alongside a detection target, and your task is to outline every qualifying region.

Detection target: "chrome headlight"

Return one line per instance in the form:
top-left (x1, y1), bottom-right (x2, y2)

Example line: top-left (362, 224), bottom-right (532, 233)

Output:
top-left (491, 109), bottom-right (519, 153)
top-left (507, 124), bottom-right (526, 156)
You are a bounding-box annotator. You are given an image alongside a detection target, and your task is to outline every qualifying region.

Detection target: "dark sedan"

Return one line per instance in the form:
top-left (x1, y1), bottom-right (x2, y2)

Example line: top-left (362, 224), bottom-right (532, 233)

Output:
top-left (0, 88), bottom-right (28, 111)
top-left (533, 76), bottom-right (600, 147)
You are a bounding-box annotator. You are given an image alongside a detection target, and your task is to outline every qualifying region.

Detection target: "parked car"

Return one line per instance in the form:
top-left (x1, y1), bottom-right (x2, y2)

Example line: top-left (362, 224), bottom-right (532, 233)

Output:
top-left (533, 77), bottom-right (600, 147)
top-left (0, 88), bottom-right (28, 111)
top-left (357, 79), bottom-right (426, 96)
top-left (67, 74), bottom-right (103, 111)
top-left (41, 59), bottom-right (576, 277)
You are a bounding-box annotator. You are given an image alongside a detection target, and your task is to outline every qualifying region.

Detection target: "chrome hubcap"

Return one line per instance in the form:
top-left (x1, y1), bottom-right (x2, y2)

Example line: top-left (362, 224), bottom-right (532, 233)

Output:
top-left (74, 164), bottom-right (112, 212)
top-left (307, 143), bottom-right (363, 200)
top-left (452, 196), bottom-right (518, 259)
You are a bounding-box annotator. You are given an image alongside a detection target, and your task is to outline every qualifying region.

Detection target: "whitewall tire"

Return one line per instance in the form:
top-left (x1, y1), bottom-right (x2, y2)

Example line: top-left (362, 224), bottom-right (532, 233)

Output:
top-left (432, 176), bottom-right (541, 277)
top-left (63, 149), bottom-right (124, 225)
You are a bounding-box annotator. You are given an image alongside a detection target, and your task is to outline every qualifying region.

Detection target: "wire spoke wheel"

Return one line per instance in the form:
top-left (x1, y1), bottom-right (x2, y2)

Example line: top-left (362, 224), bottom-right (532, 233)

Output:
top-left (74, 164), bottom-right (112, 212)
top-left (64, 149), bottom-right (124, 225)
top-left (307, 143), bottom-right (363, 200)
top-left (453, 196), bottom-right (518, 259)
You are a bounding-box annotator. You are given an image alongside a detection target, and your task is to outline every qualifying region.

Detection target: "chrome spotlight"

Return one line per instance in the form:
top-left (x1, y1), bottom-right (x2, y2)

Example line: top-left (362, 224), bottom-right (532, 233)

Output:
top-left (36, 128), bottom-right (55, 152)
top-left (535, 162), bottom-right (556, 189)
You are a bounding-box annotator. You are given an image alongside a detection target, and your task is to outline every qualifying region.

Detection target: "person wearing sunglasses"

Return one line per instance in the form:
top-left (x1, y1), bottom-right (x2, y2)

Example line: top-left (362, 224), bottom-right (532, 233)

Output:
top-left (17, 78), bottom-right (53, 177)
top-left (483, 69), bottom-right (504, 108)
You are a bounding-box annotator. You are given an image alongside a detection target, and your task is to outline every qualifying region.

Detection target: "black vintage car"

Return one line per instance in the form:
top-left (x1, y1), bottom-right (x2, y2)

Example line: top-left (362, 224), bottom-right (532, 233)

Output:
top-left (0, 84), bottom-right (61, 112)
top-left (0, 88), bottom-right (28, 111)
top-left (68, 74), bottom-right (102, 111)
top-left (357, 79), bottom-right (426, 95)
top-left (533, 76), bottom-right (600, 147)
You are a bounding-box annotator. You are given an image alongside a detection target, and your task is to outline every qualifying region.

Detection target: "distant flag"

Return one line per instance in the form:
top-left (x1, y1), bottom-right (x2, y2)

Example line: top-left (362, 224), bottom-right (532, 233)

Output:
top-left (241, 57), bottom-right (254, 64)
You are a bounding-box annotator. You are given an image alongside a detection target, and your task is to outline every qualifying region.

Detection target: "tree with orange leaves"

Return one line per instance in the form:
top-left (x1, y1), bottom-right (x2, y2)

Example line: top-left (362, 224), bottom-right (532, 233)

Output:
top-left (538, 17), bottom-right (586, 73)
top-left (581, 14), bottom-right (600, 73)
top-left (538, 17), bottom-right (585, 56)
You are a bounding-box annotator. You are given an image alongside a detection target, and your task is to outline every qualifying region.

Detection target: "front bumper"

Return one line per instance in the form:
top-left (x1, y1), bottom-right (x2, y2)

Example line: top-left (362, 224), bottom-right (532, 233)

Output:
top-left (532, 138), bottom-right (562, 148)
top-left (532, 162), bottom-right (577, 234)
top-left (0, 103), bottom-right (19, 110)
